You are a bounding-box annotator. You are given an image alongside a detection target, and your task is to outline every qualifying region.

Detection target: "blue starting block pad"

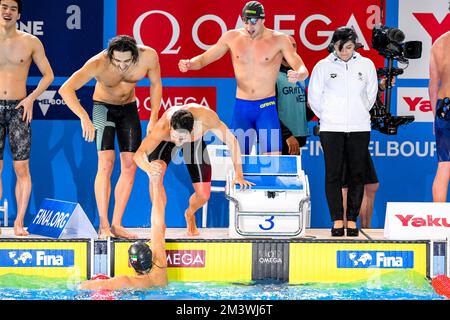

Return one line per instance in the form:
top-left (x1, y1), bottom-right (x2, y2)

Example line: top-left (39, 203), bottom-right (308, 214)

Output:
top-left (242, 155), bottom-right (300, 175)
top-left (236, 175), bottom-right (304, 190)
top-left (226, 155), bottom-right (310, 238)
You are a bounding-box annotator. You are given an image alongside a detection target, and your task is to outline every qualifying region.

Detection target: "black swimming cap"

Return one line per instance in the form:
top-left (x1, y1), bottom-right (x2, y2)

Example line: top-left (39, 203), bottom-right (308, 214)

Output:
top-left (128, 241), bottom-right (153, 275)
top-left (242, 1), bottom-right (265, 19)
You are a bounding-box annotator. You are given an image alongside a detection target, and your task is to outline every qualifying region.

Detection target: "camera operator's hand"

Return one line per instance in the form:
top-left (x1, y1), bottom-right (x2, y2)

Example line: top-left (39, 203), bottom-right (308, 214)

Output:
top-left (379, 77), bottom-right (396, 91)
top-left (286, 136), bottom-right (300, 155)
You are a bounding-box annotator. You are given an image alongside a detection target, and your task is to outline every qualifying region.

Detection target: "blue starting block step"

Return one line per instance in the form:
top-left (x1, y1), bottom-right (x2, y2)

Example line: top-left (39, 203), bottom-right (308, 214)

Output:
top-left (241, 155), bottom-right (299, 175)
top-left (236, 175), bottom-right (304, 190)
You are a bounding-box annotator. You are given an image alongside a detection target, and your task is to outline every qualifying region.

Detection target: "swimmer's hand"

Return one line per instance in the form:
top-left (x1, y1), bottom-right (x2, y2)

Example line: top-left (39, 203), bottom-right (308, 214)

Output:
top-left (147, 161), bottom-right (163, 180)
top-left (232, 175), bottom-right (255, 190)
top-left (16, 96), bottom-right (35, 124)
top-left (178, 59), bottom-right (192, 73)
top-left (287, 69), bottom-right (302, 84)
top-left (80, 115), bottom-right (96, 142)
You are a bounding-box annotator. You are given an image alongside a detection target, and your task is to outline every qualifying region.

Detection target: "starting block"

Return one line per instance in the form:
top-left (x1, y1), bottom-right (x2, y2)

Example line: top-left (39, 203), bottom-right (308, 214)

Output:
top-left (0, 199), bottom-right (8, 228)
top-left (226, 155), bottom-right (311, 238)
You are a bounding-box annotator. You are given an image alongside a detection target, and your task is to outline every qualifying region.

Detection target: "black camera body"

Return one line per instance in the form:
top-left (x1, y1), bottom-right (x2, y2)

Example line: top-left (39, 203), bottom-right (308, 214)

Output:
top-left (372, 25), bottom-right (422, 61)
top-left (370, 25), bottom-right (422, 135)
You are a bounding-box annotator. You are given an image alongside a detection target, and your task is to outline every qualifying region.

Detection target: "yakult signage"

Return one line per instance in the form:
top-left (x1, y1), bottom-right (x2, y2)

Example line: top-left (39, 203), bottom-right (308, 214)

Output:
top-left (117, 0), bottom-right (384, 77)
top-left (397, 87), bottom-right (433, 122)
top-left (398, 1), bottom-right (450, 79)
top-left (384, 202), bottom-right (450, 240)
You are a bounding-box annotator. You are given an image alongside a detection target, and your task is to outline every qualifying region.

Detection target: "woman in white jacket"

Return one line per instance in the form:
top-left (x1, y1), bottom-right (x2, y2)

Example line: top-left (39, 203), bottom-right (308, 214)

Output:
top-left (308, 27), bottom-right (378, 237)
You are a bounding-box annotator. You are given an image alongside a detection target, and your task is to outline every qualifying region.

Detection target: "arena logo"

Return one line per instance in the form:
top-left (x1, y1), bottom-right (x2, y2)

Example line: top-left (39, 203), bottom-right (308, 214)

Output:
top-left (395, 214), bottom-right (450, 228)
top-left (0, 249), bottom-right (74, 267)
top-left (132, 7), bottom-right (380, 53)
top-left (337, 251), bottom-right (413, 269)
top-left (166, 250), bottom-right (205, 268)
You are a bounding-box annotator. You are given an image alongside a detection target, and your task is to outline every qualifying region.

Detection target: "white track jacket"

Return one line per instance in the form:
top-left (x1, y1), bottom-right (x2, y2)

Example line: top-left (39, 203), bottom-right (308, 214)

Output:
top-left (308, 52), bottom-right (378, 132)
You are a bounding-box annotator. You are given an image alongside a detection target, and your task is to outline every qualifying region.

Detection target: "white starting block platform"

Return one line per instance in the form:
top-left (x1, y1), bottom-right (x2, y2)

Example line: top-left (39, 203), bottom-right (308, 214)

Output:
top-left (226, 155), bottom-right (311, 238)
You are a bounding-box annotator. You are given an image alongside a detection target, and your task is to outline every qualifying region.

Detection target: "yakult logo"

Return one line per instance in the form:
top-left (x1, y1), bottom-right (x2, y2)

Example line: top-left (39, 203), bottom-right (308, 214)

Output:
top-left (395, 214), bottom-right (450, 227)
top-left (166, 250), bottom-right (205, 268)
top-left (397, 88), bottom-right (433, 122)
top-left (399, 2), bottom-right (450, 79)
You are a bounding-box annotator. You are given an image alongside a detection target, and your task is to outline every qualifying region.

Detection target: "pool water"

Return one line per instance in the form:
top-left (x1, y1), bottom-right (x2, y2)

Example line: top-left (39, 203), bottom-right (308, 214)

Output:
top-left (0, 271), bottom-right (445, 300)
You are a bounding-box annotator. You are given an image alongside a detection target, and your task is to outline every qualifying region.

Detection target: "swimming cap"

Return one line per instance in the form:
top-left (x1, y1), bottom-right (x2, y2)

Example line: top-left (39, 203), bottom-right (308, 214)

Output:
top-left (128, 241), bottom-right (153, 274)
top-left (242, 1), bottom-right (265, 19)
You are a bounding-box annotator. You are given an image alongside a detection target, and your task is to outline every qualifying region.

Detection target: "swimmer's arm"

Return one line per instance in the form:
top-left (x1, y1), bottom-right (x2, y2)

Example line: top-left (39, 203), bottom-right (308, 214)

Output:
top-left (206, 111), bottom-right (247, 181)
top-left (429, 49), bottom-right (439, 116)
top-left (58, 58), bottom-right (99, 120)
top-left (187, 33), bottom-right (230, 70)
top-left (80, 276), bottom-right (133, 291)
top-left (28, 37), bottom-right (54, 101)
top-left (133, 128), bottom-right (165, 174)
top-left (147, 49), bottom-right (162, 132)
top-left (280, 35), bottom-right (308, 81)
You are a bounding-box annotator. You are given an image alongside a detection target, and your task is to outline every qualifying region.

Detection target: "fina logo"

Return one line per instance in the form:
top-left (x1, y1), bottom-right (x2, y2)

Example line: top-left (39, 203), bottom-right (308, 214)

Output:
top-left (337, 250), bottom-right (414, 269)
top-left (8, 251), bottom-right (32, 265)
top-left (0, 249), bottom-right (74, 267)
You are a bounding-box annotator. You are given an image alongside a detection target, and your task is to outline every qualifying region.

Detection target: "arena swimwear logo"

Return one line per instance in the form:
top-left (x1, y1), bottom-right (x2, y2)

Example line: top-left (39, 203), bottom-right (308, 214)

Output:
top-left (166, 250), bottom-right (205, 268)
top-left (337, 251), bottom-right (413, 269)
top-left (395, 214), bottom-right (450, 227)
top-left (259, 101), bottom-right (276, 109)
top-left (0, 249), bottom-right (75, 267)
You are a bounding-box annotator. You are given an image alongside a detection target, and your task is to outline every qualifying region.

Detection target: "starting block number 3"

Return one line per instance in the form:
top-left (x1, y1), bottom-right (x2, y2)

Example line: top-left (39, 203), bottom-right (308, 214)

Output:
top-left (259, 216), bottom-right (275, 230)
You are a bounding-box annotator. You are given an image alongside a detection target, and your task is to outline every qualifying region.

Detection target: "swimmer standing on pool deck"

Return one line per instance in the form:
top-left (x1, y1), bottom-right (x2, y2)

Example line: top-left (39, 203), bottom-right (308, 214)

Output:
top-left (0, 0), bottom-right (54, 236)
top-left (429, 31), bottom-right (450, 202)
top-left (59, 35), bottom-right (162, 239)
top-left (178, 1), bottom-right (308, 155)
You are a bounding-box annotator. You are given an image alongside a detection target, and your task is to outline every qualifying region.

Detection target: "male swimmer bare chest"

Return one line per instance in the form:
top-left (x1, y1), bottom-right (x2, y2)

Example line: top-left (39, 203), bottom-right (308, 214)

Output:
top-left (227, 29), bottom-right (284, 100)
top-left (0, 31), bottom-right (33, 99)
top-left (93, 50), bottom-right (150, 105)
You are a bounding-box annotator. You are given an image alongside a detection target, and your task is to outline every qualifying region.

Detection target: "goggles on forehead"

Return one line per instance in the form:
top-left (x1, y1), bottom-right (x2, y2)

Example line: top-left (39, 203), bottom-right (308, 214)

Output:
top-left (242, 17), bottom-right (259, 25)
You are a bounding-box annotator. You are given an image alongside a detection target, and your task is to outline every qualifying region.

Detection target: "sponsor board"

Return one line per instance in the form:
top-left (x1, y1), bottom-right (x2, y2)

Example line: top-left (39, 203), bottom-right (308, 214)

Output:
top-left (336, 250), bottom-right (414, 268)
top-left (289, 242), bottom-right (426, 283)
top-left (21, 0), bottom-right (103, 77)
top-left (0, 241), bottom-right (89, 279)
top-left (114, 241), bottom-right (252, 281)
top-left (397, 87), bottom-right (433, 122)
top-left (135, 87), bottom-right (217, 120)
top-left (398, 1), bottom-right (450, 79)
top-left (31, 86), bottom-right (94, 120)
top-left (384, 202), bottom-right (450, 240)
top-left (117, 0), bottom-right (384, 77)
